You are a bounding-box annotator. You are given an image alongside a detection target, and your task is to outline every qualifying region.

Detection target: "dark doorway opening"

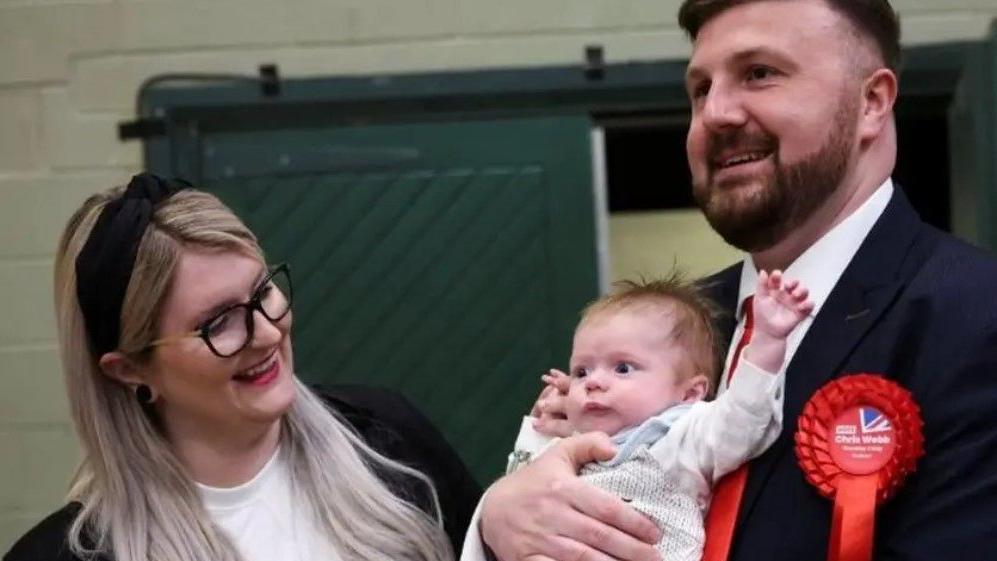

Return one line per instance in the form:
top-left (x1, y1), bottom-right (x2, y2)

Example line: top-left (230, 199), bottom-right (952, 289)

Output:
top-left (601, 95), bottom-right (954, 234)
top-left (894, 94), bottom-right (952, 232)
top-left (603, 116), bottom-right (693, 212)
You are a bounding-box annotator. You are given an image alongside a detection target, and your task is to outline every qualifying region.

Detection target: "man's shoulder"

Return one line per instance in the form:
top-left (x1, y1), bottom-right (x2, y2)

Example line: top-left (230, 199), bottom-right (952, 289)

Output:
top-left (874, 224), bottom-right (997, 356)
top-left (702, 261), bottom-right (742, 284)
top-left (4, 503), bottom-right (87, 561)
top-left (909, 225), bottom-right (997, 301)
top-left (929, 227), bottom-right (997, 267)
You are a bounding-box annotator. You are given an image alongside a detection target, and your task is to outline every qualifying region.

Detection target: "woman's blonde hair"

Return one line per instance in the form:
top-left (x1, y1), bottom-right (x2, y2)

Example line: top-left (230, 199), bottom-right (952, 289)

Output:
top-left (54, 184), bottom-right (452, 561)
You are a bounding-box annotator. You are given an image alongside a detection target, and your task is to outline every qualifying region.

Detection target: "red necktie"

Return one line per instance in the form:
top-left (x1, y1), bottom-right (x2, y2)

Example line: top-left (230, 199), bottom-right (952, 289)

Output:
top-left (702, 295), bottom-right (754, 561)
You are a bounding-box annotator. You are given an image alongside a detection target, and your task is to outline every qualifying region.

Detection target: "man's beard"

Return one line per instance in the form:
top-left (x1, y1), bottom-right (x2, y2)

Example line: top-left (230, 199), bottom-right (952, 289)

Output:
top-left (692, 97), bottom-right (857, 253)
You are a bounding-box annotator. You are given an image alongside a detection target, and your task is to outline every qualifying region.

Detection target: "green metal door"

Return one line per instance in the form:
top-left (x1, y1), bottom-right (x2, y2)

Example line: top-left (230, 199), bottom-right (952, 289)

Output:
top-left (174, 116), bottom-right (599, 481)
top-left (949, 23), bottom-right (997, 250)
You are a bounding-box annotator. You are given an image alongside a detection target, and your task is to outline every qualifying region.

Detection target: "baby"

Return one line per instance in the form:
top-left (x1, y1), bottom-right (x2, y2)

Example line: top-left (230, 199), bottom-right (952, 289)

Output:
top-left (507, 270), bottom-right (811, 561)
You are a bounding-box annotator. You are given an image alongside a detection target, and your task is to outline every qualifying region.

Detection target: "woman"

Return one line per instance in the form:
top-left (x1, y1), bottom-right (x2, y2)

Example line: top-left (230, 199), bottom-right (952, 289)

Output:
top-left (4, 173), bottom-right (479, 561)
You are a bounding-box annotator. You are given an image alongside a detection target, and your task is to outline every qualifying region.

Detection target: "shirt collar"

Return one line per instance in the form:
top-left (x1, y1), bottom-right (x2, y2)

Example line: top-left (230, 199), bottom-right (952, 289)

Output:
top-left (737, 179), bottom-right (894, 316)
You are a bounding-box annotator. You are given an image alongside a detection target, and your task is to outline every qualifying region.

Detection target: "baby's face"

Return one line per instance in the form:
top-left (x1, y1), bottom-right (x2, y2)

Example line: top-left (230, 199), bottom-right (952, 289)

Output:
top-left (565, 308), bottom-right (698, 436)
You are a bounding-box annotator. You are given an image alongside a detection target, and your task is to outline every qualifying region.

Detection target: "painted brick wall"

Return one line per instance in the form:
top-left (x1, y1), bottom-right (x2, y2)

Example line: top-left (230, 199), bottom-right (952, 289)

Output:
top-left (2, 0), bottom-right (996, 550)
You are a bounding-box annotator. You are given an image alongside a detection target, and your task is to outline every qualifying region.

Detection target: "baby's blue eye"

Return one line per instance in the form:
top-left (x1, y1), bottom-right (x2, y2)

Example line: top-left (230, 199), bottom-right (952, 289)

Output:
top-left (615, 362), bottom-right (635, 375)
top-left (572, 367), bottom-right (587, 378)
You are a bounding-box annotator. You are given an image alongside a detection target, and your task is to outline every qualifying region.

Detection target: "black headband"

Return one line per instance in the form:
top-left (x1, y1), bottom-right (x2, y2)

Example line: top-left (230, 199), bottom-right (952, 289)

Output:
top-left (75, 173), bottom-right (190, 356)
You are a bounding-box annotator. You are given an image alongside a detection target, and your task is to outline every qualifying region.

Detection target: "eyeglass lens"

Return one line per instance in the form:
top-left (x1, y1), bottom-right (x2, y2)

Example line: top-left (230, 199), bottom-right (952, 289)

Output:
top-left (205, 267), bottom-right (291, 357)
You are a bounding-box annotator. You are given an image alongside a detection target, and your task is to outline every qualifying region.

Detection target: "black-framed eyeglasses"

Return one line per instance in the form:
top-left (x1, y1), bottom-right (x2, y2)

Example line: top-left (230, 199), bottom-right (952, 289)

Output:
top-left (145, 263), bottom-right (293, 358)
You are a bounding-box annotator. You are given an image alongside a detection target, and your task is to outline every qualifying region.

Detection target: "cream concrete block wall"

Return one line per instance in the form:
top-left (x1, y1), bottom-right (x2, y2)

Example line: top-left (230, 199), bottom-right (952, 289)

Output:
top-left (2, 0), bottom-right (997, 550)
top-left (609, 210), bottom-right (744, 282)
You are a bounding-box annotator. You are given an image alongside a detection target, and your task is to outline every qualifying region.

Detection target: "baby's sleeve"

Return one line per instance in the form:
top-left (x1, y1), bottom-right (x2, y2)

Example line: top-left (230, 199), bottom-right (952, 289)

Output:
top-left (505, 416), bottom-right (558, 473)
top-left (649, 359), bottom-right (783, 485)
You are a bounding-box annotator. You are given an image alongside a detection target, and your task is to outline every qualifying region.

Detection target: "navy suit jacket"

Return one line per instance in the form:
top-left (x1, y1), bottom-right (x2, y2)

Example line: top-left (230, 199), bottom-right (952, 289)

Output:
top-left (706, 188), bottom-right (997, 560)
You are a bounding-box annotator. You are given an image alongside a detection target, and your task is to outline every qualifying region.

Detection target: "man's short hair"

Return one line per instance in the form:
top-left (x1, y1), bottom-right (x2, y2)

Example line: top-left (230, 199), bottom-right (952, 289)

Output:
top-left (678, 0), bottom-right (901, 72)
top-left (581, 272), bottom-right (725, 393)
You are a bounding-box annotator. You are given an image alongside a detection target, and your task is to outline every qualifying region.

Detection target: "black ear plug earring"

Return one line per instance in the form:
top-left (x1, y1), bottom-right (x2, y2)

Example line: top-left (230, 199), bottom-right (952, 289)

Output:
top-left (135, 384), bottom-right (154, 405)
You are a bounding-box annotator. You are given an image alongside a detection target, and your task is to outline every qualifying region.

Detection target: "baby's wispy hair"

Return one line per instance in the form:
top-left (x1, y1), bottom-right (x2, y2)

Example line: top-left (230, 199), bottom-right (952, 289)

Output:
top-left (581, 270), bottom-right (725, 394)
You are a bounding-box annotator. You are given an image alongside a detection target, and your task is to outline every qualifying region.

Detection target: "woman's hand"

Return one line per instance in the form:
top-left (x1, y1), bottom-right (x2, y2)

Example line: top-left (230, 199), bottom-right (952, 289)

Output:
top-left (530, 369), bottom-right (573, 438)
top-left (480, 433), bottom-right (661, 561)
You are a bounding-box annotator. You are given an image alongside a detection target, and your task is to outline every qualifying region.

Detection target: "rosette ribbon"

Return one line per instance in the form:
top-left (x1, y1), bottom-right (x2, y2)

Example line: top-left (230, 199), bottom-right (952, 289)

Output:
top-left (795, 374), bottom-right (924, 561)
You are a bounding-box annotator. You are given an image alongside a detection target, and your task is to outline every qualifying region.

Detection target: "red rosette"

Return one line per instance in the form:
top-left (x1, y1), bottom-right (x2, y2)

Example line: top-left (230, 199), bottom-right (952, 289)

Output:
top-left (795, 374), bottom-right (924, 500)
top-left (795, 374), bottom-right (924, 561)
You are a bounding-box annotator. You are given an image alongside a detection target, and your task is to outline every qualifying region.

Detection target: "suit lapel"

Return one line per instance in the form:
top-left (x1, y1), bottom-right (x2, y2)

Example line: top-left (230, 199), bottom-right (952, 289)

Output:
top-left (736, 187), bottom-right (926, 524)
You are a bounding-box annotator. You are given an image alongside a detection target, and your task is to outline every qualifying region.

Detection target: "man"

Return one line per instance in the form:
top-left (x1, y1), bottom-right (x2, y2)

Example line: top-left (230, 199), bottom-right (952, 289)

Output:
top-left (467, 0), bottom-right (997, 560)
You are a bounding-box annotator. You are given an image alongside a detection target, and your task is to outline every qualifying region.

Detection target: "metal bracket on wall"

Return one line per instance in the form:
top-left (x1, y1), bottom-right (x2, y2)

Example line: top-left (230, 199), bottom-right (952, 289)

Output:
top-left (585, 45), bottom-right (605, 81)
top-left (259, 64), bottom-right (280, 97)
top-left (117, 64), bottom-right (282, 141)
top-left (118, 118), bottom-right (167, 141)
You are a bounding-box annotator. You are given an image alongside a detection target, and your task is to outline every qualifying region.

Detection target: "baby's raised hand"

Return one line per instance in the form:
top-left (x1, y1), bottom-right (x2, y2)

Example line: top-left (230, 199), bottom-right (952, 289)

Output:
top-left (530, 369), bottom-right (574, 437)
top-left (753, 270), bottom-right (814, 340)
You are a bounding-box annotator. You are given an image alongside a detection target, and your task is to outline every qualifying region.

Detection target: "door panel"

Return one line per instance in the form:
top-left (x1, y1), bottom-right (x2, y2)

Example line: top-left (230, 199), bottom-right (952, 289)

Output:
top-left (176, 116), bottom-right (598, 481)
top-left (949, 24), bottom-right (997, 250)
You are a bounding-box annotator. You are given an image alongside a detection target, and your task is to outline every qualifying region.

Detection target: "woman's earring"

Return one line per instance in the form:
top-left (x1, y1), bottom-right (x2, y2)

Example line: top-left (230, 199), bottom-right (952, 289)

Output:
top-left (135, 384), bottom-right (155, 405)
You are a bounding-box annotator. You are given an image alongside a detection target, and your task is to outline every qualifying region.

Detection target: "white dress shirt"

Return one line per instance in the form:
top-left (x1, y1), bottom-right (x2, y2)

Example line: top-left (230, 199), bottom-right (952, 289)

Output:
top-left (725, 179), bottom-right (893, 377)
top-left (714, 178), bottom-right (892, 451)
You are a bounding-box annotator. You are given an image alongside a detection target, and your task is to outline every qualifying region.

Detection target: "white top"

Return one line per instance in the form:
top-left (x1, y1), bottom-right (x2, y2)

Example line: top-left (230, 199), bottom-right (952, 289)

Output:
top-left (646, 359), bottom-right (781, 495)
top-left (198, 451), bottom-right (342, 561)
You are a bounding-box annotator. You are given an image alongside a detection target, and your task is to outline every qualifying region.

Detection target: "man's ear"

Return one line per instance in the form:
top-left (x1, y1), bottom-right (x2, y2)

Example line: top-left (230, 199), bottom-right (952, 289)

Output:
top-left (681, 373), bottom-right (710, 403)
top-left (98, 351), bottom-right (146, 386)
top-left (858, 68), bottom-right (898, 143)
